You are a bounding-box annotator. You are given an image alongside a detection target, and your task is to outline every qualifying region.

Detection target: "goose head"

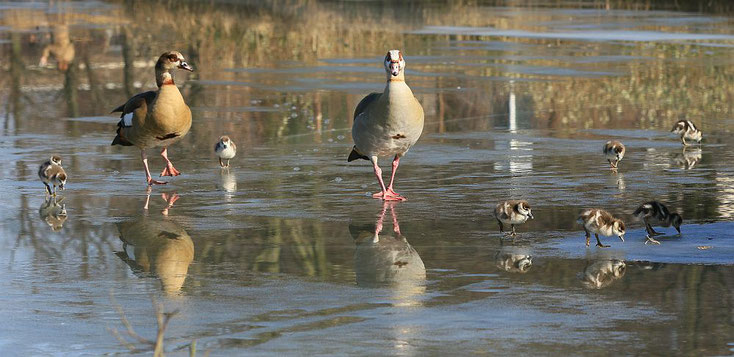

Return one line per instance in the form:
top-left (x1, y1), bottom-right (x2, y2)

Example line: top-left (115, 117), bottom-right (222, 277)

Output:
top-left (157, 51), bottom-right (193, 72)
top-left (384, 50), bottom-right (405, 79)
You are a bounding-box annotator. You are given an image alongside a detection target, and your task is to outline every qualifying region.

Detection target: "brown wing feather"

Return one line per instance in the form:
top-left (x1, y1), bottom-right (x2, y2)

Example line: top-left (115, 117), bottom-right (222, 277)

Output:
top-left (111, 91), bottom-right (157, 146)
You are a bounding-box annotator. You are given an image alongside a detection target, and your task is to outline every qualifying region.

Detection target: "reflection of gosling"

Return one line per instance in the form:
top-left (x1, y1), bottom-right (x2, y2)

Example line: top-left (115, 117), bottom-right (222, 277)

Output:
top-left (494, 200), bottom-right (533, 236)
top-left (38, 156), bottom-right (66, 196)
top-left (633, 201), bottom-right (682, 245)
top-left (214, 136), bottom-right (237, 168)
top-left (116, 217), bottom-right (194, 294)
top-left (671, 119), bottom-right (702, 146)
top-left (673, 147), bottom-right (701, 170)
top-left (38, 197), bottom-right (67, 232)
top-left (579, 259), bottom-right (626, 289)
top-left (603, 141), bottom-right (625, 169)
top-left (39, 25), bottom-right (75, 71)
top-left (494, 251), bottom-right (532, 273)
top-left (577, 209), bottom-right (625, 248)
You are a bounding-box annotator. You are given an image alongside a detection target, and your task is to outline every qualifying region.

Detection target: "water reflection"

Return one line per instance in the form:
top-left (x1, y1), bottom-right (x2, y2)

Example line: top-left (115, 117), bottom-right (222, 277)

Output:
top-left (578, 259), bottom-right (626, 289)
top-left (349, 202), bottom-right (426, 305)
top-left (673, 147), bottom-right (702, 170)
top-left (218, 169), bottom-right (237, 201)
top-left (39, 25), bottom-right (75, 72)
top-left (116, 213), bottom-right (194, 295)
top-left (38, 196), bottom-right (67, 232)
top-left (494, 245), bottom-right (532, 273)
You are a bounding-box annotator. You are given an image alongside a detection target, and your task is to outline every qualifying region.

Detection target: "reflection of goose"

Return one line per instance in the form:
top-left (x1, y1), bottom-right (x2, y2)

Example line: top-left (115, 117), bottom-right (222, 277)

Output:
top-left (579, 259), bottom-right (626, 289)
top-left (494, 246), bottom-right (532, 273)
top-left (116, 216), bottom-right (194, 294)
top-left (673, 147), bottom-right (701, 170)
top-left (39, 25), bottom-right (75, 71)
top-left (38, 196), bottom-right (67, 232)
top-left (349, 202), bottom-right (426, 304)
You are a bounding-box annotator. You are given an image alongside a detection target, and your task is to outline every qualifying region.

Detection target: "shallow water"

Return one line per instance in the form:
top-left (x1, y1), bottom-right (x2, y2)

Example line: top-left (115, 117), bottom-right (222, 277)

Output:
top-left (1, 0), bottom-right (733, 355)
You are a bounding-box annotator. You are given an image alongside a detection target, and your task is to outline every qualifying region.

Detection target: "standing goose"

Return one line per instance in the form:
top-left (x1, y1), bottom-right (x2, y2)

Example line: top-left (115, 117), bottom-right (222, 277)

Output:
top-left (111, 51), bottom-right (194, 185)
top-left (349, 50), bottom-right (424, 201)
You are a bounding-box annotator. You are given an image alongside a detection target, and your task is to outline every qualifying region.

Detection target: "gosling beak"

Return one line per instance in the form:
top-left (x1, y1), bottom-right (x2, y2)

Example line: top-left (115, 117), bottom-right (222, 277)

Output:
top-left (675, 226), bottom-right (681, 234)
top-left (60, 184), bottom-right (65, 190)
top-left (528, 212), bottom-right (534, 220)
top-left (179, 61), bottom-right (194, 72)
top-left (618, 235), bottom-right (625, 242)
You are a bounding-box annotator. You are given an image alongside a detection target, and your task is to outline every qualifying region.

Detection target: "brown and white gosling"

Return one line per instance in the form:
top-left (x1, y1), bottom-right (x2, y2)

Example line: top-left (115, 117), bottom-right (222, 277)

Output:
top-left (38, 155), bottom-right (66, 196)
top-left (633, 201), bottom-right (682, 245)
top-left (577, 209), bottom-right (625, 248)
top-left (671, 119), bottom-right (702, 146)
top-left (603, 140), bottom-right (625, 169)
top-left (494, 200), bottom-right (534, 236)
top-left (214, 136), bottom-right (237, 168)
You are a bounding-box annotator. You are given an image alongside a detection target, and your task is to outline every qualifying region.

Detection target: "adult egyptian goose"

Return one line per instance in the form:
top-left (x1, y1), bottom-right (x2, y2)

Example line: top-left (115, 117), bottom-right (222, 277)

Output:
top-left (111, 51), bottom-right (193, 185)
top-left (348, 50), bottom-right (424, 201)
top-left (38, 155), bottom-right (66, 195)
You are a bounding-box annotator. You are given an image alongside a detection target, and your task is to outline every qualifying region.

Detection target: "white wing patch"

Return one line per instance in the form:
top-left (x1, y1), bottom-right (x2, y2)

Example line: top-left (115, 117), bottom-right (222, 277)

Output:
top-left (122, 112), bottom-right (134, 127)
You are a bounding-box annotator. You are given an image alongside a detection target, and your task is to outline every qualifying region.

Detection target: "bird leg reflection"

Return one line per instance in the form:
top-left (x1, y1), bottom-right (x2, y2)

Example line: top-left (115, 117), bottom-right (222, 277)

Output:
top-left (142, 187), bottom-right (179, 216)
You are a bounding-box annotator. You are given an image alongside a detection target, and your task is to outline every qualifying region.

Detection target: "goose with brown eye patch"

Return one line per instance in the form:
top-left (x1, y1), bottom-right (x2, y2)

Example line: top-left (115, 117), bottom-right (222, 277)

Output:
top-left (111, 51), bottom-right (194, 186)
top-left (348, 50), bottom-right (424, 201)
top-left (494, 200), bottom-right (534, 237)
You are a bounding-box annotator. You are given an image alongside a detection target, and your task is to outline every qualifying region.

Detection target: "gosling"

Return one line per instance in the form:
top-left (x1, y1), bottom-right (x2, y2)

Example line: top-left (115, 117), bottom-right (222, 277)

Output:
top-left (671, 119), bottom-right (702, 146)
top-left (494, 200), bottom-right (533, 236)
top-left (577, 209), bottom-right (625, 248)
top-left (603, 140), bottom-right (625, 169)
top-left (38, 155), bottom-right (67, 196)
top-left (633, 201), bottom-right (682, 245)
top-left (214, 136), bottom-right (237, 168)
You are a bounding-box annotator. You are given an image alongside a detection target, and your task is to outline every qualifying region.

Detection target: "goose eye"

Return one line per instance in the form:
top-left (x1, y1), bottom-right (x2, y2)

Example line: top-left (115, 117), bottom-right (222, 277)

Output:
top-left (168, 54), bottom-right (178, 62)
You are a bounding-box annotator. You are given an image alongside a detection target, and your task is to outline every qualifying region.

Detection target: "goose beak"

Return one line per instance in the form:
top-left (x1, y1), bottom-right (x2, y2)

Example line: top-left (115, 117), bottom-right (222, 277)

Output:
top-left (179, 61), bottom-right (194, 72)
top-left (389, 62), bottom-right (400, 76)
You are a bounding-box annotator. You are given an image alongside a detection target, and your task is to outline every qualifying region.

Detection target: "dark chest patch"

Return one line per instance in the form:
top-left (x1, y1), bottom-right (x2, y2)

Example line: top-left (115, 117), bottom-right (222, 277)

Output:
top-left (156, 133), bottom-right (179, 140)
top-left (392, 134), bottom-right (407, 139)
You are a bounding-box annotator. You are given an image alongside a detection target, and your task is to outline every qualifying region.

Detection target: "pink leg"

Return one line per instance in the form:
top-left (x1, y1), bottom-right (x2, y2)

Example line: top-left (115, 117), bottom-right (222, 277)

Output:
top-left (385, 155), bottom-right (404, 199)
top-left (388, 202), bottom-right (401, 235)
top-left (142, 151), bottom-right (167, 185)
top-left (371, 156), bottom-right (405, 201)
top-left (160, 192), bottom-right (180, 216)
top-left (159, 147), bottom-right (181, 177)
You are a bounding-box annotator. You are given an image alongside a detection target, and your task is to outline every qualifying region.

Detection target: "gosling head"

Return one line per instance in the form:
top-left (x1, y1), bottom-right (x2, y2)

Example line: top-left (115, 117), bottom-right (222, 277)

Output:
top-left (516, 201), bottom-right (533, 220)
top-left (50, 155), bottom-right (62, 166)
top-left (55, 172), bottom-right (67, 190)
top-left (671, 213), bottom-right (683, 234)
top-left (613, 219), bottom-right (626, 241)
top-left (219, 135), bottom-right (231, 148)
